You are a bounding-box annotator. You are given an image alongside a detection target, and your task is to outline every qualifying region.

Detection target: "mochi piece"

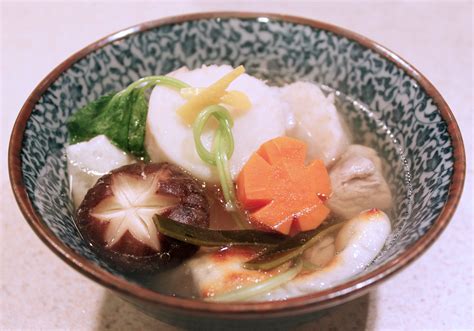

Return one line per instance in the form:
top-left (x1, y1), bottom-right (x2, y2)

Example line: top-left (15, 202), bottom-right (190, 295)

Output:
top-left (185, 247), bottom-right (289, 299)
top-left (66, 135), bottom-right (134, 208)
top-left (258, 209), bottom-right (391, 300)
top-left (186, 209), bottom-right (391, 301)
top-left (145, 65), bottom-right (287, 183)
top-left (280, 81), bottom-right (350, 166)
top-left (327, 145), bottom-right (393, 219)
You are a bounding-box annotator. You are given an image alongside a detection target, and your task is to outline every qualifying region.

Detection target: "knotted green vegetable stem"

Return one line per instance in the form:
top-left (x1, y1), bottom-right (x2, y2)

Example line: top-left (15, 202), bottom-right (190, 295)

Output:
top-left (192, 105), bottom-right (245, 228)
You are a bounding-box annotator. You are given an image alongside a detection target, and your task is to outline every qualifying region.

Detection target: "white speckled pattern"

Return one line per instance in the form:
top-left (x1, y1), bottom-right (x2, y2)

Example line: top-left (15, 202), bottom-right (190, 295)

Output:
top-left (1, 1), bottom-right (472, 330)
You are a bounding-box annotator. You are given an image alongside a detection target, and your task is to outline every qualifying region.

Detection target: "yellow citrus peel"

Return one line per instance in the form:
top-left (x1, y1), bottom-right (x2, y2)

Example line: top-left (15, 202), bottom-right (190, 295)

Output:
top-left (177, 65), bottom-right (250, 124)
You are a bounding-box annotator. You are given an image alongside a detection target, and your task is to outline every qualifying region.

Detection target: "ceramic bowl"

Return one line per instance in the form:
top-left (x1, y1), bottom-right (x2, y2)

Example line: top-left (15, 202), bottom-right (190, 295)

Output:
top-left (9, 12), bottom-right (465, 329)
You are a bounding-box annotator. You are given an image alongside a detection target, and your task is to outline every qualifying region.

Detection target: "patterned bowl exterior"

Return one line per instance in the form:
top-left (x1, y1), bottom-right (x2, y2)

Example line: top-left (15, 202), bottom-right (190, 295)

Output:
top-left (9, 13), bottom-right (465, 326)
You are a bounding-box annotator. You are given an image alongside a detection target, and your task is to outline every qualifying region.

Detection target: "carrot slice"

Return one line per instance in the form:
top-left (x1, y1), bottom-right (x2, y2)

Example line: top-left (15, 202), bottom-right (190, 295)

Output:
top-left (251, 201), bottom-right (293, 235)
top-left (257, 136), bottom-right (306, 165)
top-left (307, 159), bottom-right (331, 198)
top-left (236, 153), bottom-right (273, 209)
top-left (292, 202), bottom-right (330, 233)
top-left (236, 136), bottom-right (331, 235)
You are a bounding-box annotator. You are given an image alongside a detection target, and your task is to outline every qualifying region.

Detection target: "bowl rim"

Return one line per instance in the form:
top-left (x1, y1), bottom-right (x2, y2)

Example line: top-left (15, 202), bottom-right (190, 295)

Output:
top-left (8, 12), bottom-right (466, 317)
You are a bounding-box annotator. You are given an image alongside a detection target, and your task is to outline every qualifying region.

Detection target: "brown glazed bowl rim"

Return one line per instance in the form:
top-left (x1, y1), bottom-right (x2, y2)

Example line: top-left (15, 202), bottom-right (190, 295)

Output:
top-left (9, 12), bottom-right (465, 318)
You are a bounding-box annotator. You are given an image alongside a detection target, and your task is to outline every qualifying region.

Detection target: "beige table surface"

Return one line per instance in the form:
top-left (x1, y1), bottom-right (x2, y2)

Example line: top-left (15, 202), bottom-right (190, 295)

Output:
top-left (1, 1), bottom-right (472, 330)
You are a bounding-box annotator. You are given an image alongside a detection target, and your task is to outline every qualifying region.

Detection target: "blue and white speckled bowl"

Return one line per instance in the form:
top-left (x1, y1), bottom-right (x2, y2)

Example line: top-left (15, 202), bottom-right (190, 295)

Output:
top-left (9, 13), bottom-right (465, 328)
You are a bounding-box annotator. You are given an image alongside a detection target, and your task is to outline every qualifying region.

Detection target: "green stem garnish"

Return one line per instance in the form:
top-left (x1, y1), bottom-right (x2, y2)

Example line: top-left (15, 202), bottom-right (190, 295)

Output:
top-left (192, 104), bottom-right (245, 227)
top-left (114, 76), bottom-right (189, 99)
top-left (206, 258), bottom-right (303, 302)
top-left (302, 260), bottom-right (322, 271)
top-left (243, 222), bottom-right (344, 271)
top-left (214, 127), bottom-right (237, 207)
top-left (153, 215), bottom-right (286, 247)
top-left (192, 105), bottom-right (234, 166)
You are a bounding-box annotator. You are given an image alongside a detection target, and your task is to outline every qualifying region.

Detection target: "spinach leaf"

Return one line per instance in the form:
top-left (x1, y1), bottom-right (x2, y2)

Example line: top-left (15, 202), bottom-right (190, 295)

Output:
top-left (67, 75), bottom-right (189, 159)
top-left (67, 93), bottom-right (116, 145)
top-left (67, 89), bottom-right (148, 158)
top-left (125, 89), bottom-right (149, 158)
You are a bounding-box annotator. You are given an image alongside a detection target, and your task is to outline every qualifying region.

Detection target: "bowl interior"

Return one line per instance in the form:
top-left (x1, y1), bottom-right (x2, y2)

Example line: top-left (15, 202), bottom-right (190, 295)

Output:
top-left (20, 17), bottom-right (454, 292)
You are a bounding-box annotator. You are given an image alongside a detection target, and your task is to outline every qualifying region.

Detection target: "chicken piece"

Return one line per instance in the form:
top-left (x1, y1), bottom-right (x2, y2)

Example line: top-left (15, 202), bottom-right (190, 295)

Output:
top-left (187, 209), bottom-right (391, 301)
top-left (280, 82), bottom-right (350, 166)
top-left (66, 135), bottom-right (134, 208)
top-left (327, 145), bottom-right (392, 219)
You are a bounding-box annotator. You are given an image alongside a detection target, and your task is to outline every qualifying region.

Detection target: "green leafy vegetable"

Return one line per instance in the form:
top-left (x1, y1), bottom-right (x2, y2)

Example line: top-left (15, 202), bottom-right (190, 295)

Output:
top-left (206, 258), bottom-right (303, 302)
top-left (67, 76), bottom-right (189, 158)
top-left (153, 215), bottom-right (286, 247)
top-left (243, 222), bottom-right (344, 271)
top-left (67, 94), bottom-right (115, 143)
top-left (127, 89), bottom-right (149, 157)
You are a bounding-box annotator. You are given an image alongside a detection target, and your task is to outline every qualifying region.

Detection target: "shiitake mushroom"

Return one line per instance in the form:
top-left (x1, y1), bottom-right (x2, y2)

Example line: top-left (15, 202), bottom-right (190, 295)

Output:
top-left (76, 162), bottom-right (209, 273)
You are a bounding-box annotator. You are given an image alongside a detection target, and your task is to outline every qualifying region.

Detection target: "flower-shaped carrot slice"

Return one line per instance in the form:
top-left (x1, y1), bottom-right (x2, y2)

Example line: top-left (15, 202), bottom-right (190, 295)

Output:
top-left (237, 137), bottom-right (331, 235)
